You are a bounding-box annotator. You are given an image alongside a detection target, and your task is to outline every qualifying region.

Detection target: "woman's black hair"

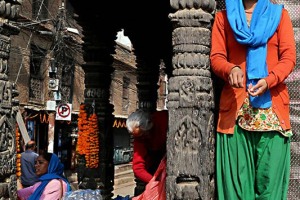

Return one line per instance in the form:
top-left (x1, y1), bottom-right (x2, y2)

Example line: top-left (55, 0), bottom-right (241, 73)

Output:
top-left (41, 152), bottom-right (53, 162)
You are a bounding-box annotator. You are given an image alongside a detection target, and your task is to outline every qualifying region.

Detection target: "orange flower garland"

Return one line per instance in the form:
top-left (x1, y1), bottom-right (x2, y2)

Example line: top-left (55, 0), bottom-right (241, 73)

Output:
top-left (85, 113), bottom-right (100, 168)
top-left (77, 104), bottom-right (89, 155)
top-left (16, 125), bottom-right (22, 177)
top-left (76, 104), bottom-right (100, 168)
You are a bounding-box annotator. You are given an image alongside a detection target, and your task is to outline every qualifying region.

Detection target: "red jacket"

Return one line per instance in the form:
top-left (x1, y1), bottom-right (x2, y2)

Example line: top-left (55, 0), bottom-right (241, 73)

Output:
top-left (210, 9), bottom-right (296, 134)
top-left (132, 110), bottom-right (168, 183)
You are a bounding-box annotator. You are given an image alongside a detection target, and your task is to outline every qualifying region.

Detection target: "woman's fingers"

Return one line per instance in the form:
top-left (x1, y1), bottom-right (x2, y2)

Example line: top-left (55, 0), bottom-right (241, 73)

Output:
top-left (228, 67), bottom-right (244, 88)
top-left (248, 79), bottom-right (268, 96)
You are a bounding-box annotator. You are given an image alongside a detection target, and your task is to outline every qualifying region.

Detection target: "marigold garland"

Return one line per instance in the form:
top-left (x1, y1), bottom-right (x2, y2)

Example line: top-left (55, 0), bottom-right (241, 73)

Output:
top-left (77, 104), bottom-right (88, 155)
top-left (85, 113), bottom-right (100, 168)
top-left (16, 125), bottom-right (22, 177)
top-left (76, 104), bottom-right (100, 168)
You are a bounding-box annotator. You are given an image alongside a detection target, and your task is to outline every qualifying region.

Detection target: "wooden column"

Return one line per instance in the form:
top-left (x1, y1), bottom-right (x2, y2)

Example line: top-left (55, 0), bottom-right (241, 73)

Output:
top-left (135, 57), bottom-right (160, 112)
top-left (0, 1), bottom-right (23, 198)
top-left (167, 0), bottom-right (217, 199)
top-left (71, 15), bottom-right (117, 199)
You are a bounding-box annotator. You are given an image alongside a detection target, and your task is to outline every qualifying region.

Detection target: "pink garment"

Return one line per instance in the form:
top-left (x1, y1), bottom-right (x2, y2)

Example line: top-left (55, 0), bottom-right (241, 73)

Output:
top-left (132, 156), bottom-right (166, 200)
top-left (17, 179), bottom-right (67, 200)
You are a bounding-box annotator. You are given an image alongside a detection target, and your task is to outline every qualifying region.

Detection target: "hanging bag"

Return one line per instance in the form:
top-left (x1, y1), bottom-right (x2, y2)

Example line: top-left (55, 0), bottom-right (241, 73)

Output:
top-left (132, 155), bottom-right (167, 200)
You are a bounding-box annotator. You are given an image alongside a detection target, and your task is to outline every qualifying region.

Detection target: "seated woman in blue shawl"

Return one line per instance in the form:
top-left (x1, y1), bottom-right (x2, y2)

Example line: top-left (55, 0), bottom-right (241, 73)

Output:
top-left (17, 152), bottom-right (71, 200)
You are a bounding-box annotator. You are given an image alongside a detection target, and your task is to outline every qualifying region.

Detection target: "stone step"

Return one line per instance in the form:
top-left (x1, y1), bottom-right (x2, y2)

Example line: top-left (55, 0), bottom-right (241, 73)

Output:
top-left (63, 164), bottom-right (135, 190)
top-left (115, 168), bottom-right (134, 180)
top-left (113, 180), bottom-right (135, 199)
top-left (114, 176), bottom-right (135, 186)
top-left (114, 163), bottom-right (132, 174)
top-left (114, 163), bottom-right (135, 188)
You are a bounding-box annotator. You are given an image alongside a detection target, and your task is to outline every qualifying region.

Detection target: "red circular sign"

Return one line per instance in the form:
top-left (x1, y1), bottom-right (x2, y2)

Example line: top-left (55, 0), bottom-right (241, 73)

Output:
top-left (57, 104), bottom-right (70, 118)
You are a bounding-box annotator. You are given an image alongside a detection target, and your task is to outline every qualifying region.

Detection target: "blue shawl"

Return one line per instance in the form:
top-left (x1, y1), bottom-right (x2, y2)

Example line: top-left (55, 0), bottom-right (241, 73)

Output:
top-left (29, 153), bottom-right (71, 200)
top-left (225, 0), bottom-right (283, 108)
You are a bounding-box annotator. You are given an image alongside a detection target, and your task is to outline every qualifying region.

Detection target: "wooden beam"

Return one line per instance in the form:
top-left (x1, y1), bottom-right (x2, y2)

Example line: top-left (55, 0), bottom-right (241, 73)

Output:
top-left (16, 110), bottom-right (30, 144)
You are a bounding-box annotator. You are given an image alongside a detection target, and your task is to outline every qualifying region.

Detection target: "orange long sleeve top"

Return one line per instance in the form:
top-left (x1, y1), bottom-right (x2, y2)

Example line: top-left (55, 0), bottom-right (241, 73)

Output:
top-left (210, 9), bottom-right (296, 134)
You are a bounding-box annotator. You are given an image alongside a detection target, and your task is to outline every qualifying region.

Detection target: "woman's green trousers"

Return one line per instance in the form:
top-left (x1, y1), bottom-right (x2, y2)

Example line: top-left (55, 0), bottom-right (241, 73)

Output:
top-left (216, 125), bottom-right (291, 200)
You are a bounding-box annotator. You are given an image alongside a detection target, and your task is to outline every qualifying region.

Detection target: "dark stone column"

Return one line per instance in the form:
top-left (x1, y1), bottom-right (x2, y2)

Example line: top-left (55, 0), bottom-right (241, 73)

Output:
top-left (167, 0), bottom-right (217, 199)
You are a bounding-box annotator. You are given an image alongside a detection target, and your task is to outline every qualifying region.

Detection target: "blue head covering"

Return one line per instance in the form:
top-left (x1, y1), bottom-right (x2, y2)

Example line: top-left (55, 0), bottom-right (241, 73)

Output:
top-left (225, 0), bottom-right (283, 108)
top-left (29, 153), bottom-right (71, 200)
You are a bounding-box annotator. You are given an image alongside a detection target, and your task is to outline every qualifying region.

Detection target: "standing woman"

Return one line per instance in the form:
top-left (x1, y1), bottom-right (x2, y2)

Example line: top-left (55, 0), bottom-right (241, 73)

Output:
top-left (17, 152), bottom-right (71, 200)
top-left (210, 0), bottom-right (296, 199)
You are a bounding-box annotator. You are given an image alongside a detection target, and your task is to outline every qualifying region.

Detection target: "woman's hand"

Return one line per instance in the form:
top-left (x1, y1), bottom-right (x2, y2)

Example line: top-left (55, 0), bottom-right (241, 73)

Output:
top-left (248, 79), bottom-right (268, 97)
top-left (228, 66), bottom-right (244, 88)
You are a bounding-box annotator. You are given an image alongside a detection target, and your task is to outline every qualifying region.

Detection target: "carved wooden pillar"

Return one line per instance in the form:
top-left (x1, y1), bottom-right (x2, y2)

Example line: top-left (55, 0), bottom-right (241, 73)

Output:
top-left (72, 18), bottom-right (117, 200)
top-left (79, 64), bottom-right (115, 199)
top-left (0, 0), bottom-right (22, 198)
top-left (167, 0), bottom-right (217, 199)
top-left (0, 34), bottom-right (19, 199)
top-left (123, 15), bottom-right (171, 113)
top-left (135, 57), bottom-right (160, 112)
top-left (127, 49), bottom-right (162, 195)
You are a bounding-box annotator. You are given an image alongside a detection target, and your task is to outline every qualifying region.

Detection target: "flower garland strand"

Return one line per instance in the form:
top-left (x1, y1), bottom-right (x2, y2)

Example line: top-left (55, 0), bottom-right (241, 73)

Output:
top-left (76, 104), bottom-right (100, 168)
top-left (86, 113), bottom-right (100, 168)
top-left (16, 125), bottom-right (22, 177)
top-left (77, 104), bottom-right (88, 155)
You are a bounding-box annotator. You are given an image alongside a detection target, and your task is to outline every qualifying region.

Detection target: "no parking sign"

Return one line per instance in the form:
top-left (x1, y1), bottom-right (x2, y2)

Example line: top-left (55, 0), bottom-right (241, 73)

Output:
top-left (56, 103), bottom-right (72, 121)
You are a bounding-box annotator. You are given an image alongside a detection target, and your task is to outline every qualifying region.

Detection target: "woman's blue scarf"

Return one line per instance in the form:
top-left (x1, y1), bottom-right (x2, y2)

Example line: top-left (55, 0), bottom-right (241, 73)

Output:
top-left (225, 0), bottom-right (283, 108)
top-left (29, 153), bottom-right (71, 200)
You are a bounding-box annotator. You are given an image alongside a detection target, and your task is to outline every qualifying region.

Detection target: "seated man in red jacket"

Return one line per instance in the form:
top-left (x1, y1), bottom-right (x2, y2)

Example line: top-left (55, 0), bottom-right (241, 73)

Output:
top-left (126, 109), bottom-right (168, 196)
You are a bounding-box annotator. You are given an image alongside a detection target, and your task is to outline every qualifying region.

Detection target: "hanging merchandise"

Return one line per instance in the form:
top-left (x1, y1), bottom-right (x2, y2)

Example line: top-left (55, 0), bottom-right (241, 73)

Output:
top-left (76, 104), bottom-right (100, 168)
